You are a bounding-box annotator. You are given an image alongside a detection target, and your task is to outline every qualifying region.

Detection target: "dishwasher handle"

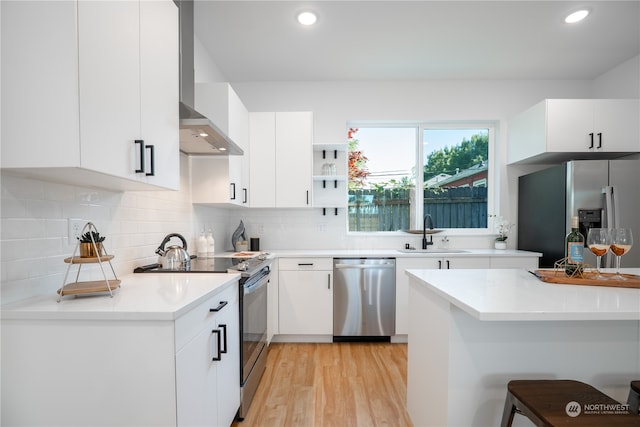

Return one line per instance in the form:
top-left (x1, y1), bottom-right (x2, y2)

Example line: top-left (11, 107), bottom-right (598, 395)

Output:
top-left (334, 263), bottom-right (395, 269)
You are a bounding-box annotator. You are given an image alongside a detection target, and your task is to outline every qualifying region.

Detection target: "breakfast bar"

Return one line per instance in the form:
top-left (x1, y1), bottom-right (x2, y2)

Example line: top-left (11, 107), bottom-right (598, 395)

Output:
top-left (406, 268), bottom-right (640, 427)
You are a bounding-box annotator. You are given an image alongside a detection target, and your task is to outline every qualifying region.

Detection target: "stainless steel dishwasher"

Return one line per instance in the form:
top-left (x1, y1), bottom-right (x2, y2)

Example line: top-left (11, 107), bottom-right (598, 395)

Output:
top-left (333, 258), bottom-right (396, 341)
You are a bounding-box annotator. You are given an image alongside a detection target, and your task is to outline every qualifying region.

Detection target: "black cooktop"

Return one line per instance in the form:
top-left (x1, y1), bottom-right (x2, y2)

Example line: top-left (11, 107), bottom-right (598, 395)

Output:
top-left (134, 255), bottom-right (270, 276)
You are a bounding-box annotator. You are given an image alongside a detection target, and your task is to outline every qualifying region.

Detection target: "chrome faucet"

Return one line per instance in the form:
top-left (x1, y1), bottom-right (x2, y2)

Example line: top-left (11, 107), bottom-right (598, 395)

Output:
top-left (422, 214), bottom-right (435, 249)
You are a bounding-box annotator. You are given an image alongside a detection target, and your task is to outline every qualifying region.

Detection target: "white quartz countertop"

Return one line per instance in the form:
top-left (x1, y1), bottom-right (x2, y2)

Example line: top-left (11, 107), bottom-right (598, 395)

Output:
top-left (268, 249), bottom-right (540, 258)
top-left (0, 273), bottom-right (240, 321)
top-left (406, 268), bottom-right (640, 321)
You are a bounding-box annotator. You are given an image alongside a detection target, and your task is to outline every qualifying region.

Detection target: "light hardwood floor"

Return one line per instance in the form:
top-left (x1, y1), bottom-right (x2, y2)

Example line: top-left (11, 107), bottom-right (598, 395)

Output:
top-left (233, 342), bottom-right (413, 427)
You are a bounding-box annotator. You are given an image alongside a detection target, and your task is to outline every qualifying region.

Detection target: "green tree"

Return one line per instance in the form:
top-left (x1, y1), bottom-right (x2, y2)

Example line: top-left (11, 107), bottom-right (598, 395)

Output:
top-left (424, 133), bottom-right (488, 181)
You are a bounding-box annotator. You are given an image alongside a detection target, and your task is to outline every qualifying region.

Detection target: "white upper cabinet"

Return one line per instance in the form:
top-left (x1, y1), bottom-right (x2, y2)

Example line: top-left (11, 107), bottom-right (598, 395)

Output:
top-left (508, 99), bottom-right (640, 164)
top-left (249, 112), bottom-right (313, 208)
top-left (191, 83), bottom-right (249, 206)
top-left (1, 0), bottom-right (180, 191)
top-left (249, 113), bottom-right (277, 207)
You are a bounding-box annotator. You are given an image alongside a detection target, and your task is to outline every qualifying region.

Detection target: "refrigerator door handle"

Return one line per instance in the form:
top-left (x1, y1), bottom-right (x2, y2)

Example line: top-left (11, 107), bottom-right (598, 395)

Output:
top-left (603, 185), bottom-right (619, 229)
top-left (603, 185), bottom-right (619, 268)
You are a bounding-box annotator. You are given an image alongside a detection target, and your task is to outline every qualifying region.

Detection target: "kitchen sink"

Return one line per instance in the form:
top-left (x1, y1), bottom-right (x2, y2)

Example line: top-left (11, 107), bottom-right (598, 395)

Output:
top-left (397, 249), bottom-right (470, 254)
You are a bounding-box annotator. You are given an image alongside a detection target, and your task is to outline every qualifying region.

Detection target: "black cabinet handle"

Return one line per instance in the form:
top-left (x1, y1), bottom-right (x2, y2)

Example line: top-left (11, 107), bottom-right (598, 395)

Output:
top-left (211, 329), bottom-right (222, 361)
top-left (306, 190), bottom-right (309, 205)
top-left (219, 324), bottom-right (228, 354)
top-left (209, 301), bottom-right (228, 312)
top-left (438, 260), bottom-right (442, 269)
top-left (145, 144), bottom-right (155, 176)
top-left (134, 140), bottom-right (145, 173)
top-left (230, 183), bottom-right (236, 200)
top-left (298, 263), bottom-right (314, 266)
top-left (446, 260), bottom-right (450, 269)
top-left (597, 133), bottom-right (602, 149)
top-left (589, 133), bottom-right (594, 149)
top-left (327, 273), bottom-right (331, 289)
top-left (243, 188), bottom-right (248, 204)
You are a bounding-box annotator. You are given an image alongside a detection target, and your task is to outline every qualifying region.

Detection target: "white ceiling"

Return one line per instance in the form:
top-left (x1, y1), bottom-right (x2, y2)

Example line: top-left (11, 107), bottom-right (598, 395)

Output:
top-left (194, 1), bottom-right (640, 82)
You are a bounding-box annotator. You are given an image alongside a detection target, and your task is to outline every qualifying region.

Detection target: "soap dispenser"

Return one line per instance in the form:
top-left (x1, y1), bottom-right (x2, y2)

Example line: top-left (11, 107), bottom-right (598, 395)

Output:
top-left (206, 228), bottom-right (215, 258)
top-left (196, 229), bottom-right (207, 259)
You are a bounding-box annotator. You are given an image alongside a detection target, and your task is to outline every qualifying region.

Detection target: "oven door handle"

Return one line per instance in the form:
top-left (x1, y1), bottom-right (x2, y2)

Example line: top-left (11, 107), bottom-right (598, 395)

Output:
top-left (244, 275), bottom-right (269, 295)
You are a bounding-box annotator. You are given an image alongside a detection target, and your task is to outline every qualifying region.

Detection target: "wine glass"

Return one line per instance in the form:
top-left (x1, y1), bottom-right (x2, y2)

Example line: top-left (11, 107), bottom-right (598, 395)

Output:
top-left (610, 228), bottom-right (633, 280)
top-left (587, 228), bottom-right (611, 280)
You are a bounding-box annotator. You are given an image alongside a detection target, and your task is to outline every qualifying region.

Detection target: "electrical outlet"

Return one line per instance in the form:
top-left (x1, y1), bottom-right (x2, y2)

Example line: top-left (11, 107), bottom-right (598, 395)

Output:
top-left (68, 218), bottom-right (85, 242)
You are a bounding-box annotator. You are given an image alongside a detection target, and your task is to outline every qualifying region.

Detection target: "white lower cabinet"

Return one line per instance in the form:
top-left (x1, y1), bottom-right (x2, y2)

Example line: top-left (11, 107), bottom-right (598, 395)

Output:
top-left (176, 284), bottom-right (240, 427)
top-left (278, 258), bottom-right (333, 336)
top-left (1, 283), bottom-right (240, 427)
top-left (395, 256), bottom-right (490, 335)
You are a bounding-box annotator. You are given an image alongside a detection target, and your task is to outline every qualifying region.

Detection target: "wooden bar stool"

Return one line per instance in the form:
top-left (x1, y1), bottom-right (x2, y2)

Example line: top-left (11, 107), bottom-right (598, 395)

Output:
top-left (501, 379), bottom-right (640, 427)
top-left (629, 381), bottom-right (640, 415)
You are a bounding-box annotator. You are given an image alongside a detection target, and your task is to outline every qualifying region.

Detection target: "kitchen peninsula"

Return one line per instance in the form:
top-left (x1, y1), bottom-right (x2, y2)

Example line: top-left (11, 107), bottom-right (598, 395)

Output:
top-left (406, 268), bottom-right (640, 427)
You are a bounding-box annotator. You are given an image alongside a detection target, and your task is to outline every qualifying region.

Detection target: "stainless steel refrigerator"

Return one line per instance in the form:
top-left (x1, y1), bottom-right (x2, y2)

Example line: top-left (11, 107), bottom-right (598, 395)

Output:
top-left (333, 258), bottom-right (396, 341)
top-left (518, 159), bottom-right (640, 268)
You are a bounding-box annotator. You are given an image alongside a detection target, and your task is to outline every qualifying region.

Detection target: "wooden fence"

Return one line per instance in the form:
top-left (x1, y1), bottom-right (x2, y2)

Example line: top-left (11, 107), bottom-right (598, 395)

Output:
top-left (348, 187), bottom-right (487, 231)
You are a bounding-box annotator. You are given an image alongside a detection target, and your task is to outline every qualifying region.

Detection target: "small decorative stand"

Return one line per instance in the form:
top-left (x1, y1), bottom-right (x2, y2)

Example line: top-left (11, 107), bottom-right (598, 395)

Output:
top-left (57, 222), bottom-right (120, 302)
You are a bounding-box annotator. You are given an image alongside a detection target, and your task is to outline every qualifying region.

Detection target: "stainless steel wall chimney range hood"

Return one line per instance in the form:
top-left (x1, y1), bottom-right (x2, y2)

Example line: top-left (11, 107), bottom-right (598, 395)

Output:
top-left (175, 0), bottom-right (243, 155)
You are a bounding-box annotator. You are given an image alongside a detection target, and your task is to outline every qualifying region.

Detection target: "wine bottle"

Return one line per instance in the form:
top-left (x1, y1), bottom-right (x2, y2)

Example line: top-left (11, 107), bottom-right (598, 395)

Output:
top-left (565, 216), bottom-right (585, 275)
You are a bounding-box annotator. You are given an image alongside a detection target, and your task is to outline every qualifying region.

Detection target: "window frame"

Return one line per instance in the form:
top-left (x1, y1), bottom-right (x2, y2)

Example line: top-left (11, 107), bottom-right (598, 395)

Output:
top-left (346, 121), bottom-right (498, 237)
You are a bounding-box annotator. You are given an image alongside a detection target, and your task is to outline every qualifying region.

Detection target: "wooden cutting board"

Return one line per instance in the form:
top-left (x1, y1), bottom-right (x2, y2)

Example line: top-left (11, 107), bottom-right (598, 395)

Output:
top-left (533, 269), bottom-right (640, 289)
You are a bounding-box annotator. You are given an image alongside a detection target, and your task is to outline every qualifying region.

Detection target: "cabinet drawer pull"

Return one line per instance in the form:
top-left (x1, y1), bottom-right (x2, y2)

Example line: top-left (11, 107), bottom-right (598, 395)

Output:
top-left (211, 329), bottom-right (222, 361)
top-left (298, 263), bottom-right (314, 266)
top-left (327, 273), bottom-right (331, 289)
top-left (438, 260), bottom-right (442, 269)
top-left (219, 324), bottom-right (228, 354)
top-left (209, 301), bottom-right (228, 312)
top-left (589, 133), bottom-right (594, 149)
top-left (145, 144), bottom-right (155, 176)
top-left (243, 188), bottom-right (248, 204)
top-left (597, 132), bottom-right (602, 149)
top-left (134, 140), bottom-right (145, 173)
top-left (446, 260), bottom-right (450, 269)
top-left (230, 183), bottom-right (236, 200)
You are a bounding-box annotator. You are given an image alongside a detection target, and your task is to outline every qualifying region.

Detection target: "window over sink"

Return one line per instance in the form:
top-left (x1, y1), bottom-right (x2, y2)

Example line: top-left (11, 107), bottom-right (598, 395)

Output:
top-left (347, 123), bottom-right (494, 233)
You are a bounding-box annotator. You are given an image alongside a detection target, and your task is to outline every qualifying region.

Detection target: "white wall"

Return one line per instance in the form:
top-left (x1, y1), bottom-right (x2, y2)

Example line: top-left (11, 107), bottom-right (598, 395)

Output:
top-left (592, 54), bottom-right (640, 98)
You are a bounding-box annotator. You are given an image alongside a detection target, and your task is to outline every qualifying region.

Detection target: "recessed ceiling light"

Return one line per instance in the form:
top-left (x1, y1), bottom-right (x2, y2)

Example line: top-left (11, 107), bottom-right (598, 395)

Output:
top-left (565, 9), bottom-right (590, 24)
top-left (297, 11), bottom-right (317, 26)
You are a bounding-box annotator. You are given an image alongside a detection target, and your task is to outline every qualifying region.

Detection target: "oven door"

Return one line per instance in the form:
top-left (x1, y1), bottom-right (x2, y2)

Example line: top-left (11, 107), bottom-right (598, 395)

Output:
top-left (240, 268), bottom-right (269, 385)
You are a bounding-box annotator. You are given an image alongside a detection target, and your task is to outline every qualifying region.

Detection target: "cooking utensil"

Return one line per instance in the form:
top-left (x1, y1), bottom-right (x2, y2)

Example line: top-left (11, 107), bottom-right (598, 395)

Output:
top-left (155, 233), bottom-right (190, 270)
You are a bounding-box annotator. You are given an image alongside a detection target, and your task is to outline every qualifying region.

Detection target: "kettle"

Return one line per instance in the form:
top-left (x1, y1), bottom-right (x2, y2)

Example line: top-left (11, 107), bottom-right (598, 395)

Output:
top-left (155, 233), bottom-right (191, 270)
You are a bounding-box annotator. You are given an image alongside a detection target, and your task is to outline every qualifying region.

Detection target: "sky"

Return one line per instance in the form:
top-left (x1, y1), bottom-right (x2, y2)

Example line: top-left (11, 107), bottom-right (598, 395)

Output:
top-left (353, 127), bottom-right (486, 184)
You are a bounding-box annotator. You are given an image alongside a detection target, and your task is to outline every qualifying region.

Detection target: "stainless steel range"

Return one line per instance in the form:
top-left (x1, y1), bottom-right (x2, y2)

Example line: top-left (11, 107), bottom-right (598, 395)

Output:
top-left (134, 253), bottom-right (271, 421)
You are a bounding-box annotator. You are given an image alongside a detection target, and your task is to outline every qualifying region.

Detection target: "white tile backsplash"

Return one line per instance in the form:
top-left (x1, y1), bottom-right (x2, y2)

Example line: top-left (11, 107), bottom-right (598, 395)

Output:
top-left (0, 155), bottom-right (198, 304)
